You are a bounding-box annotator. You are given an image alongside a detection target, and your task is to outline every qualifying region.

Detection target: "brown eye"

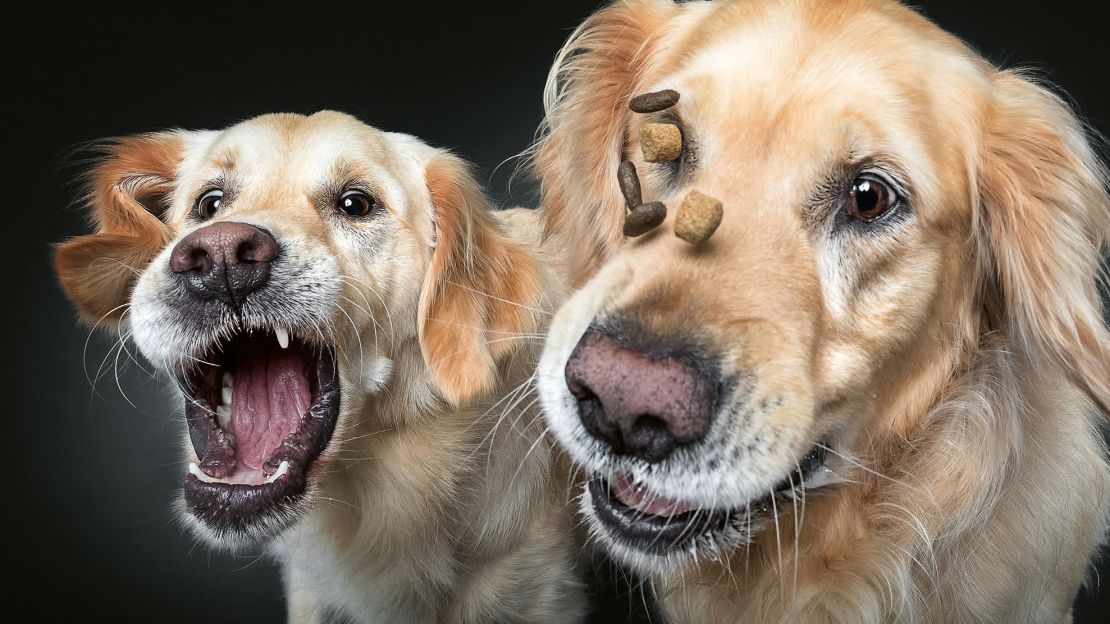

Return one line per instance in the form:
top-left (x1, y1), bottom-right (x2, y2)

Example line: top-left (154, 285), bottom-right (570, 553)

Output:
top-left (194, 189), bottom-right (223, 220)
top-left (848, 175), bottom-right (897, 223)
top-left (338, 190), bottom-right (378, 218)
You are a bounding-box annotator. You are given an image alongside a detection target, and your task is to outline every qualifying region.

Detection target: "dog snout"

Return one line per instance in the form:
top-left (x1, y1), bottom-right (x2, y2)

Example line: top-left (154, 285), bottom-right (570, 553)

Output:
top-left (169, 221), bottom-right (278, 306)
top-left (565, 328), bottom-right (717, 463)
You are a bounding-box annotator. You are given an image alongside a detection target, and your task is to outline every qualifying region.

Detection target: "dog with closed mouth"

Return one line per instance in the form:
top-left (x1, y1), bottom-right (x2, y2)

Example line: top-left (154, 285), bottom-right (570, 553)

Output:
top-left (56, 111), bottom-right (584, 623)
top-left (532, 0), bottom-right (1110, 621)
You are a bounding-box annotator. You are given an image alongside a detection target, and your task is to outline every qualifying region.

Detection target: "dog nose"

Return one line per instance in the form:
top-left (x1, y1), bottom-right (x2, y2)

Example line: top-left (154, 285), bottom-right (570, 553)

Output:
top-left (565, 328), bottom-right (717, 463)
top-left (169, 221), bottom-right (278, 306)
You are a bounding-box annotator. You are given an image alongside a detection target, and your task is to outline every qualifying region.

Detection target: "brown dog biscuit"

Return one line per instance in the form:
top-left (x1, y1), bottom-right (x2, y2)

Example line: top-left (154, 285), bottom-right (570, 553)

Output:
top-left (675, 191), bottom-right (723, 244)
top-left (629, 89), bottom-right (681, 113)
top-left (640, 123), bottom-right (682, 163)
top-left (618, 161), bottom-right (642, 210)
top-left (624, 202), bottom-right (667, 237)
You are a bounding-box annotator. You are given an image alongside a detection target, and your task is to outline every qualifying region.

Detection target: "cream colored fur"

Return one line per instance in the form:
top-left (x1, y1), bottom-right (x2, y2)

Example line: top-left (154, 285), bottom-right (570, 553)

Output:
top-left (56, 112), bottom-right (585, 623)
top-left (531, 1), bottom-right (1110, 622)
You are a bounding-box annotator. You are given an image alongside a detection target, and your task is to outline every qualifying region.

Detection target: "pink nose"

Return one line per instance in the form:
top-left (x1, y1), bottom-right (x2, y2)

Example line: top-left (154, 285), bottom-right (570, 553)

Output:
top-left (564, 328), bottom-right (718, 463)
top-left (169, 221), bottom-right (278, 307)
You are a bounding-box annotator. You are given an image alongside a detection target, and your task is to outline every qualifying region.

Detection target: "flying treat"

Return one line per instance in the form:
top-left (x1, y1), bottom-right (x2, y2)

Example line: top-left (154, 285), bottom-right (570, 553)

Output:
top-left (640, 123), bottom-right (683, 163)
top-left (618, 161), bottom-right (642, 210)
top-left (624, 202), bottom-right (667, 237)
top-left (629, 89), bottom-right (680, 113)
top-left (675, 191), bottom-right (723, 244)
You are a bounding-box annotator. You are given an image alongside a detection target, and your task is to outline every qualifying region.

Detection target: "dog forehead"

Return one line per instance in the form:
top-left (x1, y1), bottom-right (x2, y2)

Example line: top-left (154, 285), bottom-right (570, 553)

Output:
top-left (680, 4), bottom-right (931, 116)
top-left (207, 113), bottom-right (400, 179)
top-left (665, 2), bottom-right (984, 217)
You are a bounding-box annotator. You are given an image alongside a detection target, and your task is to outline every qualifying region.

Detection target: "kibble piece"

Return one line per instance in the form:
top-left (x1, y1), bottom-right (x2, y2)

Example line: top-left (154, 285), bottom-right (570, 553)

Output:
top-left (624, 202), bottom-right (667, 237)
top-left (629, 89), bottom-right (681, 113)
top-left (675, 191), bottom-right (723, 244)
top-left (640, 123), bottom-right (683, 163)
top-left (618, 161), bottom-right (642, 210)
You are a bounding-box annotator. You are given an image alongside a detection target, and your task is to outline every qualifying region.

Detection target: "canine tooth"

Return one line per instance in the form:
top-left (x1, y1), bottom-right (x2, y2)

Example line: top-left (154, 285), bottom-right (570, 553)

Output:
top-left (221, 386), bottom-right (233, 405)
top-left (215, 405), bottom-right (231, 428)
top-left (222, 372), bottom-right (233, 388)
top-left (265, 460), bottom-right (290, 484)
top-left (188, 462), bottom-right (220, 484)
top-left (275, 326), bottom-right (290, 349)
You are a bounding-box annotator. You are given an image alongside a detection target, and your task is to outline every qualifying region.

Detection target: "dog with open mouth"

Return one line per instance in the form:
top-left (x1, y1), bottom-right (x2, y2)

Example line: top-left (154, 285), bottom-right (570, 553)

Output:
top-left (55, 111), bottom-right (585, 623)
top-left (531, 0), bottom-right (1110, 621)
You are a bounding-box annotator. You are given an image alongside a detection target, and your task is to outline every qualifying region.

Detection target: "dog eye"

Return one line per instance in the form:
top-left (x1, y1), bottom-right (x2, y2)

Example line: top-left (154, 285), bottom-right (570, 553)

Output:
top-left (848, 175), bottom-right (898, 223)
top-left (194, 189), bottom-right (223, 221)
top-left (337, 190), bottom-right (379, 218)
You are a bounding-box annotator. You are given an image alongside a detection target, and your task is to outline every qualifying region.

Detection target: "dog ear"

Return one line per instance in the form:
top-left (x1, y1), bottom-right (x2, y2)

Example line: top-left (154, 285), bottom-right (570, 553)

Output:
top-left (418, 153), bottom-right (544, 406)
top-left (532, 0), bottom-right (683, 282)
top-left (976, 70), bottom-right (1110, 415)
top-left (55, 133), bottom-right (182, 325)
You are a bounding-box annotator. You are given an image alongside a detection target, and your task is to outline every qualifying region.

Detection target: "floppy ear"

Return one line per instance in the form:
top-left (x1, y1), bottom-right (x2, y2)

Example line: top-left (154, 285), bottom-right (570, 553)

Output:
top-left (417, 153), bottom-right (545, 406)
top-left (976, 70), bottom-right (1110, 414)
top-left (54, 133), bottom-right (182, 325)
top-left (532, 0), bottom-right (682, 281)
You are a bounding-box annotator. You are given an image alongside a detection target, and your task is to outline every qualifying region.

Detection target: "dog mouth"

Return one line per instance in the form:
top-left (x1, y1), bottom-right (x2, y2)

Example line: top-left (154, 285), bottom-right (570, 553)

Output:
top-left (587, 445), bottom-right (828, 555)
top-left (177, 326), bottom-right (339, 538)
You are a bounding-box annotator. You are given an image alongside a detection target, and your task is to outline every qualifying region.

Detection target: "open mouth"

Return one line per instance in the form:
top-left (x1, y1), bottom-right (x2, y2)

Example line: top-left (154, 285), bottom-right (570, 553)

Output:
top-left (178, 326), bottom-right (339, 538)
top-left (587, 445), bottom-right (828, 555)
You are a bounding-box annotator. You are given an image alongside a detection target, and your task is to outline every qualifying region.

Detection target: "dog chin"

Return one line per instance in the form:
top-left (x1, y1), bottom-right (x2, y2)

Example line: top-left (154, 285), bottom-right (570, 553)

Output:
top-left (571, 444), bottom-right (833, 578)
top-left (174, 490), bottom-right (317, 551)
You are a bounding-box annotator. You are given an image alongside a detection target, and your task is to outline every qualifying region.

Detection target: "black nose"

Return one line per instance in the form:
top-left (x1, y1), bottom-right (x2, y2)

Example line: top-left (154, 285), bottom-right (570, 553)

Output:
top-left (564, 328), bottom-right (717, 463)
top-left (169, 221), bottom-right (278, 307)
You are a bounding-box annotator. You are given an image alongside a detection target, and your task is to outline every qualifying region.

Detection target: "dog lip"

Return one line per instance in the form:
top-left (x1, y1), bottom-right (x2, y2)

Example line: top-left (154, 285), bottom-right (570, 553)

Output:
top-left (589, 477), bottom-right (728, 553)
top-left (588, 444), bottom-right (828, 554)
top-left (180, 344), bottom-right (339, 538)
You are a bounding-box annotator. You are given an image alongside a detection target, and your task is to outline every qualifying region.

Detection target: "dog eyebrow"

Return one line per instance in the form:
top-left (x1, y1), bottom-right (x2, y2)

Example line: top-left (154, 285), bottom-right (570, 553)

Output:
top-left (331, 159), bottom-right (357, 180)
top-left (195, 174), bottom-right (229, 198)
top-left (213, 150), bottom-right (237, 171)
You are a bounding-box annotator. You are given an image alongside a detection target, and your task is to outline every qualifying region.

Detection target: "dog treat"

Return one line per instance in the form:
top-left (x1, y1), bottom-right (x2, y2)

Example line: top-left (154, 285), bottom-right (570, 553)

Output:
top-left (624, 202), bottom-right (667, 237)
top-left (629, 89), bottom-right (681, 113)
top-left (640, 123), bottom-right (683, 163)
top-left (675, 191), bottom-right (723, 244)
top-left (618, 161), bottom-right (642, 210)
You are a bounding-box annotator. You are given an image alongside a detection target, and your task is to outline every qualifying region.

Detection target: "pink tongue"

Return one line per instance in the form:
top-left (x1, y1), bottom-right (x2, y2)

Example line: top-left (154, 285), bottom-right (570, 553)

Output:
top-left (613, 475), bottom-right (692, 517)
top-left (228, 342), bottom-right (312, 471)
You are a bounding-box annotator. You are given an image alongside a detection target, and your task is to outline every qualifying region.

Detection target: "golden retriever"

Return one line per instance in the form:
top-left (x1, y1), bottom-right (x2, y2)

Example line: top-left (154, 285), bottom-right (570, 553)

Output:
top-left (55, 111), bottom-right (585, 623)
top-left (531, 0), bottom-right (1110, 621)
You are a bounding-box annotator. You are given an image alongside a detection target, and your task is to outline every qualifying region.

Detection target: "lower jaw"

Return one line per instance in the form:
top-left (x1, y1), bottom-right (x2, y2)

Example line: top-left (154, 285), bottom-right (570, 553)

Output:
top-left (586, 446), bottom-right (826, 559)
top-left (183, 465), bottom-right (310, 541)
top-left (586, 478), bottom-right (746, 558)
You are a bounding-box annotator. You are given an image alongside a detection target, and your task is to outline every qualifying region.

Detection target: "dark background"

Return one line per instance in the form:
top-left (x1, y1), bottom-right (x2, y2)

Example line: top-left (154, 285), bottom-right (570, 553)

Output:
top-left (3, 1), bottom-right (1107, 621)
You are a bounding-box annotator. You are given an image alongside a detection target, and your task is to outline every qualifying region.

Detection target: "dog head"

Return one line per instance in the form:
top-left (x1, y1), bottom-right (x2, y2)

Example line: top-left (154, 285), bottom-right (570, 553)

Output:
top-left (534, 0), bottom-right (1110, 574)
top-left (57, 111), bottom-right (540, 547)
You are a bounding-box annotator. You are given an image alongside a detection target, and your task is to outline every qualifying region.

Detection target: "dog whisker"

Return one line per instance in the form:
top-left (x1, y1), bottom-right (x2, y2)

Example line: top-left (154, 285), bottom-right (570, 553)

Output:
top-left (338, 274), bottom-right (395, 340)
top-left (81, 301), bottom-right (133, 390)
top-left (445, 279), bottom-right (551, 317)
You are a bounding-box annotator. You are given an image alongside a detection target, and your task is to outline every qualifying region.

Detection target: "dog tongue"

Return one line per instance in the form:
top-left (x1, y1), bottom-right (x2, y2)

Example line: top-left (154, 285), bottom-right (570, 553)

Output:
top-left (613, 474), bottom-right (692, 517)
top-left (228, 340), bottom-right (312, 470)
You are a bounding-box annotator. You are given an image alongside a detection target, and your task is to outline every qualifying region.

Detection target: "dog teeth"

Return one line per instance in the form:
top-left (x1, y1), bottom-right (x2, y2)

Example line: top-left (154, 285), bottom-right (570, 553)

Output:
top-left (221, 386), bottom-right (233, 405)
top-left (215, 405), bottom-right (231, 428)
top-left (188, 462), bottom-right (220, 484)
top-left (188, 461), bottom-right (288, 486)
top-left (265, 460), bottom-right (290, 484)
top-left (222, 372), bottom-right (233, 389)
top-left (275, 326), bottom-right (290, 349)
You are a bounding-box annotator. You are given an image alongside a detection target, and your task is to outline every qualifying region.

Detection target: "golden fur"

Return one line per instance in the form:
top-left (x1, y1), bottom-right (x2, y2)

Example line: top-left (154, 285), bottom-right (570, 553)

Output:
top-left (56, 112), bottom-right (584, 623)
top-left (532, 1), bottom-right (1110, 622)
